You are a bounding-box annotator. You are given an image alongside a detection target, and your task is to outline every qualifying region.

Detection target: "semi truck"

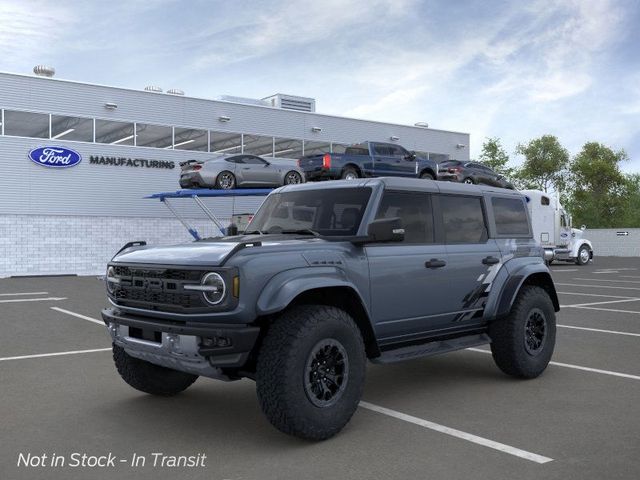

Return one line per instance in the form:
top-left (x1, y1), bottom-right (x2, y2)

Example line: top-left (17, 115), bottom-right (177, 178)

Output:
top-left (522, 190), bottom-right (593, 265)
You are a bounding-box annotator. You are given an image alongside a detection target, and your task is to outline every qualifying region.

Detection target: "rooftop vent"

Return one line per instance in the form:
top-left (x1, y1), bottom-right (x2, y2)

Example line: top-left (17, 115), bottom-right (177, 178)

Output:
top-left (263, 94), bottom-right (316, 112)
top-left (144, 85), bottom-right (163, 93)
top-left (33, 65), bottom-right (55, 77)
top-left (167, 88), bottom-right (184, 96)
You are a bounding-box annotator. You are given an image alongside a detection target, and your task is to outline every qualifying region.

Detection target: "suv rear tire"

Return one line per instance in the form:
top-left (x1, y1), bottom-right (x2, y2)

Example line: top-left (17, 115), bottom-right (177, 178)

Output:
top-left (488, 286), bottom-right (556, 379)
top-left (112, 344), bottom-right (198, 396)
top-left (256, 305), bottom-right (366, 440)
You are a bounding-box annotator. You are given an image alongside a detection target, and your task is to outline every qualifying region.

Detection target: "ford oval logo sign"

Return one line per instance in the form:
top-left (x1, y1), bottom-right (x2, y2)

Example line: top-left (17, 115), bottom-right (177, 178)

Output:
top-left (28, 146), bottom-right (82, 168)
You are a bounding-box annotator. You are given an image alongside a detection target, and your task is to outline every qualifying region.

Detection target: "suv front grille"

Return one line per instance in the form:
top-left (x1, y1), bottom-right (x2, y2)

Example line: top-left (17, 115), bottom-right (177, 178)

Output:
top-left (110, 266), bottom-right (209, 313)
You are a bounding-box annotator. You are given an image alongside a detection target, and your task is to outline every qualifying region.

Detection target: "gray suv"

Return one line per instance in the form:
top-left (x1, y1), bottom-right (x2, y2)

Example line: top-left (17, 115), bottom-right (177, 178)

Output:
top-left (102, 178), bottom-right (559, 440)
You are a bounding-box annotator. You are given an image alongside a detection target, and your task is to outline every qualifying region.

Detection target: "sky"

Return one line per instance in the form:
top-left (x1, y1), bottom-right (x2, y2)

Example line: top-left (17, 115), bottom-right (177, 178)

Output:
top-left (1, 0), bottom-right (639, 171)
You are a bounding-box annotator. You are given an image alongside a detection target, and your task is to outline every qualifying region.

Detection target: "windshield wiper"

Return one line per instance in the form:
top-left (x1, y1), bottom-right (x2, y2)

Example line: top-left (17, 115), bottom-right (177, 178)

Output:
top-left (280, 229), bottom-right (321, 237)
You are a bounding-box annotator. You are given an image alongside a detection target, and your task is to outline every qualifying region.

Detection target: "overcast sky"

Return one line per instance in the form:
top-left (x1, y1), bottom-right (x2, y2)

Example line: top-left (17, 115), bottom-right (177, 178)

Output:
top-left (1, 0), bottom-right (639, 171)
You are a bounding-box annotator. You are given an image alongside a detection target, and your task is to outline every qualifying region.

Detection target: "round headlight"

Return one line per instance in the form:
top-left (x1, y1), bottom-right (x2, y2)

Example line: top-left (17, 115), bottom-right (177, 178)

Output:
top-left (106, 266), bottom-right (117, 294)
top-left (201, 272), bottom-right (226, 305)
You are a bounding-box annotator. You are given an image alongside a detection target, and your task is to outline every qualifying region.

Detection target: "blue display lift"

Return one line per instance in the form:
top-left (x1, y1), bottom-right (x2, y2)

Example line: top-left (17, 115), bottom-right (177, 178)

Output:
top-left (146, 188), bottom-right (272, 240)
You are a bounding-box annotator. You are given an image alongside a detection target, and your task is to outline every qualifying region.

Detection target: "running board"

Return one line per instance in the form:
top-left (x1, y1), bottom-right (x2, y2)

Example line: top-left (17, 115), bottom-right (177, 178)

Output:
top-left (372, 333), bottom-right (491, 364)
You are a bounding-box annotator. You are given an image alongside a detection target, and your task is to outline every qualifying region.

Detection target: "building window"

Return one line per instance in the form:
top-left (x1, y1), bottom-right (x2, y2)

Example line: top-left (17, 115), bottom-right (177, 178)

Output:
top-left (51, 115), bottom-right (93, 142)
top-left (95, 119), bottom-right (135, 145)
top-left (273, 137), bottom-right (303, 159)
top-left (173, 127), bottom-right (208, 151)
top-left (303, 140), bottom-right (331, 156)
top-left (4, 110), bottom-right (49, 138)
top-left (210, 131), bottom-right (243, 154)
top-left (244, 134), bottom-right (274, 156)
top-left (135, 123), bottom-right (172, 148)
top-left (331, 143), bottom-right (349, 154)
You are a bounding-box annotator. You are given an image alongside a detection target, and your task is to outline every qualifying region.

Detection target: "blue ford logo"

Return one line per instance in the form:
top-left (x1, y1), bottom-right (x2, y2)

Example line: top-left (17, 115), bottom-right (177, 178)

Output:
top-left (28, 146), bottom-right (82, 168)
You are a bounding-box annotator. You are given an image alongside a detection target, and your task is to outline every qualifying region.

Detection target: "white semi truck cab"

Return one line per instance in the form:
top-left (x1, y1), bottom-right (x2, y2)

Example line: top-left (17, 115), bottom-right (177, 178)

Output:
top-left (521, 190), bottom-right (594, 265)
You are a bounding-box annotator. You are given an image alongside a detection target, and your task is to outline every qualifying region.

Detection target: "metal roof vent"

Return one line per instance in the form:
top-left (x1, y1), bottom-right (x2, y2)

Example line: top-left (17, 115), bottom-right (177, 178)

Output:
top-left (33, 65), bottom-right (55, 77)
top-left (167, 88), bottom-right (185, 96)
top-left (144, 85), bottom-right (163, 93)
top-left (262, 94), bottom-right (316, 112)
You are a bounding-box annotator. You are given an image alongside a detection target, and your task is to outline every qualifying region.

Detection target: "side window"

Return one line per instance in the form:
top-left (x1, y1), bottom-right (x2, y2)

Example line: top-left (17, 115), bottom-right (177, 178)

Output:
top-left (373, 144), bottom-right (391, 156)
top-left (375, 191), bottom-right (434, 244)
top-left (225, 156), bottom-right (243, 164)
top-left (492, 197), bottom-right (531, 236)
top-left (440, 195), bottom-right (487, 244)
top-left (389, 145), bottom-right (406, 158)
top-left (541, 196), bottom-right (550, 206)
top-left (242, 155), bottom-right (267, 165)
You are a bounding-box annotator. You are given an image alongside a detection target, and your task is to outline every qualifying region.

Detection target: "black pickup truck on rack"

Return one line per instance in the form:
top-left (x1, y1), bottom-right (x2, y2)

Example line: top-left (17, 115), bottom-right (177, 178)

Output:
top-left (298, 141), bottom-right (438, 182)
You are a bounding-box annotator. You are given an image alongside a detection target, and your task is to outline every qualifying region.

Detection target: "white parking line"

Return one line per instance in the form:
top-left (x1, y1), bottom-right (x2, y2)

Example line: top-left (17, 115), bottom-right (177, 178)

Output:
top-left (561, 298), bottom-right (640, 308)
top-left (51, 307), bottom-right (104, 326)
top-left (556, 283), bottom-right (640, 291)
top-left (621, 275), bottom-right (640, 279)
top-left (359, 401), bottom-right (553, 464)
top-left (467, 348), bottom-right (640, 381)
top-left (0, 291), bottom-right (49, 296)
top-left (570, 306), bottom-right (640, 315)
top-left (557, 291), bottom-right (639, 299)
top-left (0, 348), bottom-right (111, 362)
top-left (0, 297), bottom-right (67, 304)
top-left (558, 324), bottom-right (640, 337)
top-left (550, 269), bottom-right (579, 272)
top-left (572, 278), bottom-right (640, 285)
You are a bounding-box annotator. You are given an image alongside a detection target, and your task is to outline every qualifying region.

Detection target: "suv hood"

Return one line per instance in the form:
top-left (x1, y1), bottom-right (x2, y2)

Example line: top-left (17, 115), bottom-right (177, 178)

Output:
top-left (112, 235), bottom-right (326, 267)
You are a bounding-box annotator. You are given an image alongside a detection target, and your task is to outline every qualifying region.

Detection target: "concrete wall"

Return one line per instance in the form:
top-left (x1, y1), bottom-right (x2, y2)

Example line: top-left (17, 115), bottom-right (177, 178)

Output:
top-left (586, 228), bottom-right (640, 257)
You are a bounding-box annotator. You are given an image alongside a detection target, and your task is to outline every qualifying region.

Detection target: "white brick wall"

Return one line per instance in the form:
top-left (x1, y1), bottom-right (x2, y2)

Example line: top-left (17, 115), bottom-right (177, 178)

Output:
top-left (586, 228), bottom-right (640, 257)
top-left (0, 214), bottom-right (229, 277)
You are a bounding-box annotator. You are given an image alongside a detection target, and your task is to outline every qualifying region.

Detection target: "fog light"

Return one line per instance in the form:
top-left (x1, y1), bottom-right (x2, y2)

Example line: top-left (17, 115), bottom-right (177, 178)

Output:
top-left (201, 336), bottom-right (232, 348)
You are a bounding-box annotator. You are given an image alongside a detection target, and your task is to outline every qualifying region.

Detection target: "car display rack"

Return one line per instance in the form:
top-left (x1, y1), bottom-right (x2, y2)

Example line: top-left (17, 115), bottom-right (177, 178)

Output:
top-left (146, 188), bottom-right (272, 240)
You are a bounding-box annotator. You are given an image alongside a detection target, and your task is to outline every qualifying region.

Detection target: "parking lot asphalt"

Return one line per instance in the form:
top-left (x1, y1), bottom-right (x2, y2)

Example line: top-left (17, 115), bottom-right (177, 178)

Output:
top-left (1, 257), bottom-right (639, 480)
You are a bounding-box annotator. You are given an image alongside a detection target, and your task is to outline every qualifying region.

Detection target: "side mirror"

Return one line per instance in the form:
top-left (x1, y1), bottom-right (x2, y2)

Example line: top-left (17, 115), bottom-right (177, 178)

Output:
top-left (366, 217), bottom-right (404, 243)
top-left (404, 152), bottom-right (416, 161)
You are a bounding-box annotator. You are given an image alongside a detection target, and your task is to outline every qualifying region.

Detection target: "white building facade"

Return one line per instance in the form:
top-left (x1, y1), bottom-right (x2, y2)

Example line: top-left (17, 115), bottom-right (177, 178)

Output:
top-left (0, 71), bottom-right (470, 277)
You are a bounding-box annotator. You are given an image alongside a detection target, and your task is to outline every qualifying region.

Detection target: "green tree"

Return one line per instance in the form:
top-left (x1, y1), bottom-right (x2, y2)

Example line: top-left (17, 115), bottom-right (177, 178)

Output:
top-left (515, 135), bottom-right (569, 192)
top-left (478, 137), bottom-right (514, 178)
top-left (622, 174), bottom-right (640, 227)
top-left (567, 142), bottom-right (629, 228)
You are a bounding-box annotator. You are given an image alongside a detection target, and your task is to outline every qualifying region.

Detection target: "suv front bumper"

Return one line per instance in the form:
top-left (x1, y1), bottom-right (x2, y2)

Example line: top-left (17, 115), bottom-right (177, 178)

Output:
top-left (102, 308), bottom-right (260, 379)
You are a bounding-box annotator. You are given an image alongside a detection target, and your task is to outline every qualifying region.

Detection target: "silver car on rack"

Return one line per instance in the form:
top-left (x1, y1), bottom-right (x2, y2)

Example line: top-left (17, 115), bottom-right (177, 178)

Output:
top-left (179, 154), bottom-right (305, 189)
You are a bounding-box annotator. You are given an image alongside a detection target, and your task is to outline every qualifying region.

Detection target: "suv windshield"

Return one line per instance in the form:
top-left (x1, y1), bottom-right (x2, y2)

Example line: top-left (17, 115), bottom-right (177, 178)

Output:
top-left (246, 188), bottom-right (372, 236)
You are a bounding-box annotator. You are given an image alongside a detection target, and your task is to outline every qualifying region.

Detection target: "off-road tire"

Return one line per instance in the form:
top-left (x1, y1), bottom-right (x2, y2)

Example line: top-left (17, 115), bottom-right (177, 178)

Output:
top-left (256, 305), bottom-right (366, 440)
top-left (341, 167), bottom-right (359, 180)
top-left (112, 344), bottom-right (198, 396)
top-left (488, 286), bottom-right (556, 379)
top-left (420, 171), bottom-right (435, 180)
top-left (576, 245), bottom-right (590, 265)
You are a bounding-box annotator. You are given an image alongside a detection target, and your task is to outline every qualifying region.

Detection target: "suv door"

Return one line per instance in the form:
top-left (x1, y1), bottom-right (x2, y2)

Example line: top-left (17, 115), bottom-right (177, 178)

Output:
top-left (366, 190), bottom-right (454, 345)
top-left (436, 194), bottom-right (501, 324)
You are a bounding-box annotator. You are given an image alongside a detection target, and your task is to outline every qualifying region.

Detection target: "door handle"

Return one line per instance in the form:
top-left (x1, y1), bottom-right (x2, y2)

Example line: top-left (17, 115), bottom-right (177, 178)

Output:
top-left (425, 258), bottom-right (446, 269)
top-left (482, 256), bottom-right (500, 265)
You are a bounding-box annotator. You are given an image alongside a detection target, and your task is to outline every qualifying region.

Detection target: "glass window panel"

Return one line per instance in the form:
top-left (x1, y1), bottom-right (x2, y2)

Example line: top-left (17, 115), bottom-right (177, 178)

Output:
top-left (95, 119), bottom-right (135, 145)
top-left (331, 143), bottom-right (348, 154)
top-left (210, 131), bottom-right (243, 154)
top-left (243, 134), bottom-right (274, 156)
top-left (492, 197), bottom-right (530, 236)
top-left (303, 140), bottom-right (330, 156)
top-left (375, 191), bottom-right (434, 244)
top-left (4, 110), bottom-right (49, 138)
top-left (173, 127), bottom-right (208, 151)
top-left (441, 195), bottom-right (487, 244)
top-left (273, 137), bottom-right (303, 159)
top-left (136, 123), bottom-right (172, 148)
top-left (51, 115), bottom-right (93, 142)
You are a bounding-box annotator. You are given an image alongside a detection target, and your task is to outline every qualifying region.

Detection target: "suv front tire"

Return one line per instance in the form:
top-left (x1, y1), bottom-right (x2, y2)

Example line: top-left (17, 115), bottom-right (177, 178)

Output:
top-left (256, 305), bottom-right (366, 440)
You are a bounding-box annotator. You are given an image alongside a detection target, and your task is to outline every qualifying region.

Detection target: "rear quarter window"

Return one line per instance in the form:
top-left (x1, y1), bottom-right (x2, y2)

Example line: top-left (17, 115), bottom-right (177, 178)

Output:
top-left (440, 195), bottom-right (487, 244)
top-left (491, 197), bottom-right (531, 236)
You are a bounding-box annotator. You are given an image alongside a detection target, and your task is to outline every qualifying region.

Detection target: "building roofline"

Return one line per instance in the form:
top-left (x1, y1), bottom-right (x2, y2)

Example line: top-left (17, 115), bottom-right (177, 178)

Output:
top-left (0, 70), bottom-right (470, 137)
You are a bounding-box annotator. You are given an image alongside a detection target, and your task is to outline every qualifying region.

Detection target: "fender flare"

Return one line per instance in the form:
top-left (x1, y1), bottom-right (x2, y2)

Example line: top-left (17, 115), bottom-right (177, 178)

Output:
top-left (256, 266), bottom-right (367, 316)
top-left (490, 263), bottom-right (560, 320)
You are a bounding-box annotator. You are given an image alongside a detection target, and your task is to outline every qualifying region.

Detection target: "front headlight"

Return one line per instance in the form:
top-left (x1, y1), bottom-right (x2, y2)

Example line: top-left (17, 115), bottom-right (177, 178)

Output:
top-left (185, 272), bottom-right (226, 305)
top-left (106, 266), bottom-right (118, 294)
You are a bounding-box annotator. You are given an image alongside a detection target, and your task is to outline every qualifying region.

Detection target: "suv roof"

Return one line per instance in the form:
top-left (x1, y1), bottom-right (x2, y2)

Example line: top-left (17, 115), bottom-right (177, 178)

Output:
top-left (277, 177), bottom-right (524, 197)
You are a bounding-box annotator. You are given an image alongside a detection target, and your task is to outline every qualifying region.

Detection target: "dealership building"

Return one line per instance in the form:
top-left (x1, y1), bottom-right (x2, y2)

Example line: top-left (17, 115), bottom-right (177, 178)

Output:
top-left (0, 68), bottom-right (470, 277)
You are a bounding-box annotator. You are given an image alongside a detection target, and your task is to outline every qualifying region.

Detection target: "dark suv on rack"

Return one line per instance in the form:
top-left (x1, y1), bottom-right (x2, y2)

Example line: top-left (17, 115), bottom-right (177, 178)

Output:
top-left (438, 160), bottom-right (515, 189)
top-left (102, 177), bottom-right (559, 440)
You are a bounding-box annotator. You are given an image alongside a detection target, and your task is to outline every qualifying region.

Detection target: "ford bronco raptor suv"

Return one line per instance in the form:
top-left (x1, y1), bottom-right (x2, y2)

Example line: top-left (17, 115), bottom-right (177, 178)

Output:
top-left (102, 178), bottom-right (559, 440)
